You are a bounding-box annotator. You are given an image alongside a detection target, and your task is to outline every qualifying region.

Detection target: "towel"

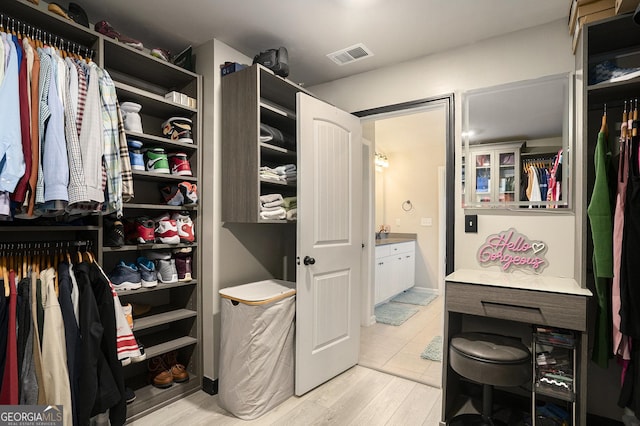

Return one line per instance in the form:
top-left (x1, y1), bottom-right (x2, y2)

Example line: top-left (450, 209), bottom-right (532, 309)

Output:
top-left (286, 208), bottom-right (297, 221)
top-left (263, 199), bottom-right (284, 208)
top-left (274, 164), bottom-right (296, 174)
top-left (261, 205), bottom-right (285, 212)
top-left (260, 194), bottom-right (283, 204)
top-left (260, 207), bottom-right (286, 220)
top-left (283, 197), bottom-right (297, 209)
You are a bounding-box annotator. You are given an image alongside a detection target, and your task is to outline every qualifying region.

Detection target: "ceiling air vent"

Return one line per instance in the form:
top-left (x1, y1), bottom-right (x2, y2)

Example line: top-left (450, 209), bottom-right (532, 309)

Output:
top-left (327, 43), bottom-right (374, 66)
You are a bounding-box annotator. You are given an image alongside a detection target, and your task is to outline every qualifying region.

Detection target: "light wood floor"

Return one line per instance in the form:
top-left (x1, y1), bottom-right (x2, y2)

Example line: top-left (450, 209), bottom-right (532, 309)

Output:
top-left (359, 294), bottom-right (444, 388)
top-left (130, 365), bottom-right (442, 425)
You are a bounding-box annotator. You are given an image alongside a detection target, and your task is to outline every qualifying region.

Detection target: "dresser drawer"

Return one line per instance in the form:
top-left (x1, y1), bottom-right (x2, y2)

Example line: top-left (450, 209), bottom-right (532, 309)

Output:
top-left (446, 282), bottom-right (587, 331)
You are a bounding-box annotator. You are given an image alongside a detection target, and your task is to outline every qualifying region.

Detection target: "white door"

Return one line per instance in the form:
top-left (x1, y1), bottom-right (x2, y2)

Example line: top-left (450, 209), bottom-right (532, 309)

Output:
top-left (295, 93), bottom-right (363, 395)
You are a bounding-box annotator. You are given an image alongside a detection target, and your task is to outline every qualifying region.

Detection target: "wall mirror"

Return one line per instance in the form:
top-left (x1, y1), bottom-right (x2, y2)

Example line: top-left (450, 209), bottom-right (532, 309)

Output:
top-left (462, 73), bottom-right (572, 209)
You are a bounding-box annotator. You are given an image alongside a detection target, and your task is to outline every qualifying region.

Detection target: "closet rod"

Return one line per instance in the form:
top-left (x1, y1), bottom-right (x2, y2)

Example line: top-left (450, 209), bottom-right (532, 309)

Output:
top-left (0, 12), bottom-right (94, 59)
top-left (0, 240), bottom-right (93, 253)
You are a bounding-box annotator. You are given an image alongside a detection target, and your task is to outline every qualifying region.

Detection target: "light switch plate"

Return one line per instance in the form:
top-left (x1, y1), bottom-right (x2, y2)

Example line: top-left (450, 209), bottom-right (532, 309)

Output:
top-left (465, 214), bottom-right (477, 233)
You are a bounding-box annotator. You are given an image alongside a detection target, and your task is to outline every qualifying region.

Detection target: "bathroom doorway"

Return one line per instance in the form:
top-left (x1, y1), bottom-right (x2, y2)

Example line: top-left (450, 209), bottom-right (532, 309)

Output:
top-left (355, 95), bottom-right (454, 387)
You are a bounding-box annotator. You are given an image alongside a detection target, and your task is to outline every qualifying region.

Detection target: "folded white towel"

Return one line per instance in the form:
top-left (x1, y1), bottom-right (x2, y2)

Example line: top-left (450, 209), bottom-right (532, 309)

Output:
top-left (263, 199), bottom-right (284, 208)
top-left (260, 207), bottom-right (286, 220)
top-left (260, 194), bottom-right (283, 204)
top-left (274, 164), bottom-right (296, 174)
top-left (261, 205), bottom-right (285, 212)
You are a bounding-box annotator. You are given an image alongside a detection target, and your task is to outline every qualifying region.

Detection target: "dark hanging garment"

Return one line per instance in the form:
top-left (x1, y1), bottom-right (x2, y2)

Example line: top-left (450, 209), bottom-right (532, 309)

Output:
top-left (16, 277), bottom-right (31, 401)
top-left (620, 138), bottom-right (640, 339)
top-left (0, 272), bottom-right (19, 404)
top-left (0, 280), bottom-right (7, 390)
top-left (88, 262), bottom-right (125, 425)
top-left (58, 263), bottom-right (81, 426)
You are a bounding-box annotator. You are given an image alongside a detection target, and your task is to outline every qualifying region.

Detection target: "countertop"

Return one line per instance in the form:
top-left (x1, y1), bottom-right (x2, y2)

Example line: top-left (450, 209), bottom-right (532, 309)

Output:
top-left (375, 233), bottom-right (416, 246)
top-left (445, 269), bottom-right (592, 296)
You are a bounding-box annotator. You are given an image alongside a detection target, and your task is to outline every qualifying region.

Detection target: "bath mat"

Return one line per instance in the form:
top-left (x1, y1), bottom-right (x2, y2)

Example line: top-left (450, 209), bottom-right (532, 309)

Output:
top-left (420, 335), bottom-right (443, 362)
top-left (375, 303), bottom-right (419, 326)
top-left (391, 289), bottom-right (437, 306)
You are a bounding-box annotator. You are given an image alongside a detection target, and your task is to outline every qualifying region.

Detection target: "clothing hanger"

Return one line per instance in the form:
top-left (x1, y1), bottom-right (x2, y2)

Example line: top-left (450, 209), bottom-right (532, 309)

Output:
top-left (2, 250), bottom-right (9, 298)
top-left (600, 104), bottom-right (607, 134)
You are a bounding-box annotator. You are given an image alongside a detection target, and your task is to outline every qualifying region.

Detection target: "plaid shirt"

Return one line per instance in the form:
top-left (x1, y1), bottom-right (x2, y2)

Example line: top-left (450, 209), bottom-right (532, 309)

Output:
top-left (95, 66), bottom-right (122, 216)
top-left (116, 102), bottom-right (134, 204)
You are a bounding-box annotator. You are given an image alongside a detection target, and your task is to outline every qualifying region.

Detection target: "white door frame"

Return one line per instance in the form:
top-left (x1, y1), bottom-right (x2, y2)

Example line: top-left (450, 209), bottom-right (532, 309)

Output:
top-left (361, 139), bottom-right (375, 325)
top-left (356, 94), bottom-right (455, 323)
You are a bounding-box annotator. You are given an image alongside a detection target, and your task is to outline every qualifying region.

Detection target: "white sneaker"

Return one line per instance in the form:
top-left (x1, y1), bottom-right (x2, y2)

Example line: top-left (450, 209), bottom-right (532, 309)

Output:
top-left (154, 214), bottom-right (180, 244)
top-left (171, 212), bottom-right (195, 243)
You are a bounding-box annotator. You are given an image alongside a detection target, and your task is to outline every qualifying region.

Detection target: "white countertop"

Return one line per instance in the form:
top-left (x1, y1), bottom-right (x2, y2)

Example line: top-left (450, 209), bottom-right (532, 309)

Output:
top-left (445, 269), bottom-right (592, 297)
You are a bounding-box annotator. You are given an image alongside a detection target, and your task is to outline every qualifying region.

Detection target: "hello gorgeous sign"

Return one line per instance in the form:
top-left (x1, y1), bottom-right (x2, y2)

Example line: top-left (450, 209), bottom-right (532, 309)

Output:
top-left (477, 228), bottom-right (548, 273)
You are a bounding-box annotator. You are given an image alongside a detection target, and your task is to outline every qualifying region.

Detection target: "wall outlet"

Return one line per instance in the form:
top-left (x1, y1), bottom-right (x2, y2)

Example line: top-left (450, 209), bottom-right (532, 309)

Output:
top-left (395, 218), bottom-right (401, 226)
top-left (421, 217), bottom-right (433, 226)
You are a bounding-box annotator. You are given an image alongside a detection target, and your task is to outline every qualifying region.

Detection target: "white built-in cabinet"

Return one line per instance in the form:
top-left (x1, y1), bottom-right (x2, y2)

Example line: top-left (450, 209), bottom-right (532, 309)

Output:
top-left (375, 241), bottom-right (416, 304)
top-left (468, 141), bottom-right (522, 204)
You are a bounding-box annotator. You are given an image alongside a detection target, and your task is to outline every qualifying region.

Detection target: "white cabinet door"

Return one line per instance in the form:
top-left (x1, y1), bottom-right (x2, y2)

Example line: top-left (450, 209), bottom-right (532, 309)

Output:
top-left (374, 256), bottom-right (392, 305)
top-left (295, 93), bottom-right (363, 396)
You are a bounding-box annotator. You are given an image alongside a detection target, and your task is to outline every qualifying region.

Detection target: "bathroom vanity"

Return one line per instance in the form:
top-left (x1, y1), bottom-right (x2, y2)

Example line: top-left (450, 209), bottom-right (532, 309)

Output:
top-left (375, 235), bottom-right (416, 304)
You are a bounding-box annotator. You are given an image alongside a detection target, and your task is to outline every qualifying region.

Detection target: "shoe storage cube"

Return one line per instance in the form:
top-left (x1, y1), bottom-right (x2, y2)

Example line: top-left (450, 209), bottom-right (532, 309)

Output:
top-left (218, 280), bottom-right (296, 420)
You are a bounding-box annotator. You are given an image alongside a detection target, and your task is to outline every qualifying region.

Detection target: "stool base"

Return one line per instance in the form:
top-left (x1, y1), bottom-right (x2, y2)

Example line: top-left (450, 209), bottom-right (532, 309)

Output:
top-left (448, 413), bottom-right (507, 426)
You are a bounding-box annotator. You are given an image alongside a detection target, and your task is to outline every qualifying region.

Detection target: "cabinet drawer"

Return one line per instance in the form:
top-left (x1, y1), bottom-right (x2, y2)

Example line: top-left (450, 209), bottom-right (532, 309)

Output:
top-left (446, 282), bottom-right (587, 331)
top-left (375, 245), bottom-right (391, 258)
top-left (388, 241), bottom-right (415, 254)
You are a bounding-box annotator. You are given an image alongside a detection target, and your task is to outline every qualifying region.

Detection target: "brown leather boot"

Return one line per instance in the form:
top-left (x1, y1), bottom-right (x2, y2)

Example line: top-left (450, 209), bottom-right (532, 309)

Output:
top-left (148, 355), bottom-right (173, 388)
top-left (164, 351), bottom-right (189, 383)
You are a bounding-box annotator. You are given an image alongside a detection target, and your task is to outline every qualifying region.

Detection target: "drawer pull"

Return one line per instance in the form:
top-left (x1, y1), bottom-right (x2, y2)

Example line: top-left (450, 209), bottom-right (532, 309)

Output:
top-left (481, 301), bottom-right (541, 313)
top-left (480, 301), bottom-right (544, 323)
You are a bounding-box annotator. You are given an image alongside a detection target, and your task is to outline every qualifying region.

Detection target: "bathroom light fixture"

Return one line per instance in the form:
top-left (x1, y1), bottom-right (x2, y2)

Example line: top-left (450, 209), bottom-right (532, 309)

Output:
top-left (374, 152), bottom-right (389, 168)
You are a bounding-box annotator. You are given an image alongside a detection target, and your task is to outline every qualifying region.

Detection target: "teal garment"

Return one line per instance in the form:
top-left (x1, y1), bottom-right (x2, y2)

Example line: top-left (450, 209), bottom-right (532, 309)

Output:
top-left (587, 130), bottom-right (614, 367)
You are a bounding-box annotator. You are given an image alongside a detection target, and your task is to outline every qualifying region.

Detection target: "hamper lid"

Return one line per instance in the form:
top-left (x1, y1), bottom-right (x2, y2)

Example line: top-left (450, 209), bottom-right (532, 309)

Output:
top-left (219, 279), bottom-right (296, 305)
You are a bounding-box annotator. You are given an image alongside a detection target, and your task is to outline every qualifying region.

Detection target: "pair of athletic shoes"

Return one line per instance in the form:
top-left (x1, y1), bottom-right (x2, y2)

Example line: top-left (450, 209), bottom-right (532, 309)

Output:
top-left (155, 212), bottom-right (195, 245)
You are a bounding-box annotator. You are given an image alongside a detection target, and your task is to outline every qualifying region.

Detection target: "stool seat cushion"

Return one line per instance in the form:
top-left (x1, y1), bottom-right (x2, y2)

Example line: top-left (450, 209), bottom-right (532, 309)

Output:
top-left (449, 332), bottom-right (531, 387)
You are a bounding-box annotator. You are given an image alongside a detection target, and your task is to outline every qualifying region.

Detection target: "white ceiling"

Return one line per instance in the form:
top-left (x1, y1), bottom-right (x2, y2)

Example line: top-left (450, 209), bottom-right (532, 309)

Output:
top-left (77, 0), bottom-right (570, 87)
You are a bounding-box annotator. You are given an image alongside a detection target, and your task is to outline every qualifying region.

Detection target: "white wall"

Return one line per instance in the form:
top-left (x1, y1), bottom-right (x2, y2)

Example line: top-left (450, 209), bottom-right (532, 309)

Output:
top-left (311, 19), bottom-right (577, 279)
top-left (374, 108), bottom-right (446, 290)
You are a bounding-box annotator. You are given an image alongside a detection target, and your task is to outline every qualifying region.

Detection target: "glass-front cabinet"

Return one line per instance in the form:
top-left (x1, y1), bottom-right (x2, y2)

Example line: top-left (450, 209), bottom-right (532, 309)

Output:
top-left (468, 141), bottom-right (522, 205)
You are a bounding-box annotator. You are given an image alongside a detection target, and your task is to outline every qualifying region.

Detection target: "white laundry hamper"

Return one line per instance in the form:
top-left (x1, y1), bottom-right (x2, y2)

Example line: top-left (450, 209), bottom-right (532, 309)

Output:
top-left (218, 279), bottom-right (296, 420)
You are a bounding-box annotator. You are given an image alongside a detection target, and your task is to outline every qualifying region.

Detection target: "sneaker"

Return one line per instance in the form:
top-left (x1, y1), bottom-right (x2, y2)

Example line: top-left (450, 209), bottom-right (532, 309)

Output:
top-left (104, 217), bottom-right (125, 247)
top-left (171, 212), bottom-right (195, 243)
top-left (48, 3), bottom-right (72, 21)
top-left (136, 257), bottom-right (158, 287)
top-left (141, 250), bottom-right (172, 261)
top-left (161, 184), bottom-right (184, 206)
top-left (131, 343), bottom-right (146, 363)
top-left (157, 259), bottom-right (178, 283)
top-left (128, 139), bottom-right (145, 171)
top-left (145, 148), bottom-right (170, 174)
top-left (132, 303), bottom-right (152, 316)
top-left (122, 303), bottom-right (134, 329)
top-left (94, 20), bottom-right (144, 50)
top-left (120, 102), bottom-right (144, 133)
top-left (590, 60), bottom-right (640, 85)
top-left (124, 217), bottom-right (155, 244)
top-left (109, 261), bottom-right (142, 291)
top-left (168, 153), bottom-right (192, 176)
top-left (162, 117), bottom-right (193, 144)
top-left (125, 387), bottom-right (136, 404)
top-left (173, 248), bottom-right (192, 282)
top-left (151, 48), bottom-right (172, 62)
top-left (154, 214), bottom-right (180, 244)
top-left (178, 182), bottom-right (198, 206)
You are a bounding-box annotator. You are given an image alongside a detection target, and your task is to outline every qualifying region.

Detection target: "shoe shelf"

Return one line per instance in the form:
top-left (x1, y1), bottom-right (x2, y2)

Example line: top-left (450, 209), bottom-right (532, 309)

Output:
top-left (260, 142), bottom-right (296, 157)
top-left (103, 242), bottom-right (198, 252)
top-left (116, 280), bottom-right (197, 296)
top-left (125, 131), bottom-right (198, 151)
top-left (260, 178), bottom-right (296, 187)
top-left (3, 0), bottom-right (99, 47)
top-left (123, 203), bottom-right (198, 211)
top-left (102, 38), bottom-right (198, 90)
top-left (133, 308), bottom-right (197, 332)
top-left (132, 170), bottom-right (198, 183)
top-left (113, 81), bottom-right (197, 117)
top-left (125, 375), bottom-right (200, 421)
top-left (137, 335), bottom-right (198, 361)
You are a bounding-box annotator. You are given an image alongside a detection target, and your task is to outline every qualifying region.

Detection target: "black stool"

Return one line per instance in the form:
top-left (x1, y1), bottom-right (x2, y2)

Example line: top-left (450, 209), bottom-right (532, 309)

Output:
top-left (448, 332), bottom-right (531, 426)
